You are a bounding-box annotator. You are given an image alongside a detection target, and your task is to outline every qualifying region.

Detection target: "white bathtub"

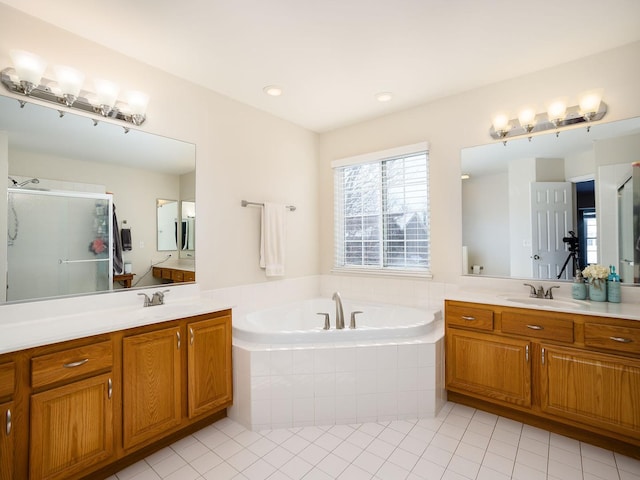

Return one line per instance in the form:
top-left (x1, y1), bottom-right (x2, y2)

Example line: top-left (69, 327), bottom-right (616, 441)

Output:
top-left (230, 297), bottom-right (446, 430)
top-left (233, 298), bottom-right (440, 344)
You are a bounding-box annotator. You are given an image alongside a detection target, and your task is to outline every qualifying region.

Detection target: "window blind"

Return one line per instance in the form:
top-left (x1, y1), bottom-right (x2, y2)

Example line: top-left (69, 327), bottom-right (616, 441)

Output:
top-left (333, 144), bottom-right (430, 273)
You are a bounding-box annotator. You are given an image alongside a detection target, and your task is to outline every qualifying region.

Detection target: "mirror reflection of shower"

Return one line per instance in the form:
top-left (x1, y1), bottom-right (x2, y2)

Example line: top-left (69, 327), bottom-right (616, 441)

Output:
top-left (8, 176), bottom-right (40, 188)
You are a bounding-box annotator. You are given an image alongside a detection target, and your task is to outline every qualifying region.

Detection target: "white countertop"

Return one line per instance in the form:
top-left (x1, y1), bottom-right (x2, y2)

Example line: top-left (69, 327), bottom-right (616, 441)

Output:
top-left (445, 288), bottom-right (640, 321)
top-left (0, 284), bottom-right (233, 355)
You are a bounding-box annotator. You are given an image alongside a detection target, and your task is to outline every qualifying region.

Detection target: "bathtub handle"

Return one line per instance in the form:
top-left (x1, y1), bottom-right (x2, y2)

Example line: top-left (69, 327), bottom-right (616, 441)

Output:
top-left (317, 313), bottom-right (331, 330)
top-left (350, 311), bottom-right (363, 329)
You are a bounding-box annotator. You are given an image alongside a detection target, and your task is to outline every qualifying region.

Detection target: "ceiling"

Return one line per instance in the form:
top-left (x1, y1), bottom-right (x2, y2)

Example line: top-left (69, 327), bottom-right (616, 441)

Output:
top-left (2, 0), bottom-right (640, 133)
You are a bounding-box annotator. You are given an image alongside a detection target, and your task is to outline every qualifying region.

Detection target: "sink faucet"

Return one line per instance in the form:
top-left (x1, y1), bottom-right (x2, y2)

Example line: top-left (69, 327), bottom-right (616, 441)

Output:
top-left (138, 290), bottom-right (169, 307)
top-left (332, 292), bottom-right (345, 329)
top-left (523, 283), bottom-right (560, 299)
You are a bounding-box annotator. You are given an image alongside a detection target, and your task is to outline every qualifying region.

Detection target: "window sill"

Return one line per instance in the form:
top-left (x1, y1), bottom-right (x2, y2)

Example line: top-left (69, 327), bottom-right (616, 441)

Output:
top-left (331, 267), bottom-right (433, 279)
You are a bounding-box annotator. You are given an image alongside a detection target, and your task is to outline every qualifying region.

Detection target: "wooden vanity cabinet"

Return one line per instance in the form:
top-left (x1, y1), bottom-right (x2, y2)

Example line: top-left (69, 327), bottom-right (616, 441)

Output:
top-left (1, 307), bottom-right (232, 480)
top-left (187, 314), bottom-right (232, 418)
top-left (0, 362), bottom-right (15, 480)
top-left (152, 266), bottom-right (195, 283)
top-left (123, 326), bottom-right (182, 450)
top-left (445, 300), bottom-right (640, 456)
top-left (29, 340), bottom-right (115, 480)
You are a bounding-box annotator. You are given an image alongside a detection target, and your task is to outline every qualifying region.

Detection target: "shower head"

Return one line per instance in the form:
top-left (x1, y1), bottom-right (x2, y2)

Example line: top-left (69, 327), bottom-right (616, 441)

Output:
top-left (16, 178), bottom-right (40, 187)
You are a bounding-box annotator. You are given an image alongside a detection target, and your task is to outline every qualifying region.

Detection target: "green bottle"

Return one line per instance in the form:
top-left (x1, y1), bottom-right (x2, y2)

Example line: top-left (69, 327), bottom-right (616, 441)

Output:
top-left (607, 265), bottom-right (621, 303)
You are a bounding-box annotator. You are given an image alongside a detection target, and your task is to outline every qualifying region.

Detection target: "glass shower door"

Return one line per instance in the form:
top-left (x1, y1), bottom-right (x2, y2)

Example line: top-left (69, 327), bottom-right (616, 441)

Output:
top-left (7, 189), bottom-right (112, 302)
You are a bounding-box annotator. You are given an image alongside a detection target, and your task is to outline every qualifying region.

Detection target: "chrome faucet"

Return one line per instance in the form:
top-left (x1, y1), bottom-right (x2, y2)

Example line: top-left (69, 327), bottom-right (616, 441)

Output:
top-left (332, 292), bottom-right (345, 329)
top-left (138, 289), bottom-right (169, 307)
top-left (523, 283), bottom-right (560, 299)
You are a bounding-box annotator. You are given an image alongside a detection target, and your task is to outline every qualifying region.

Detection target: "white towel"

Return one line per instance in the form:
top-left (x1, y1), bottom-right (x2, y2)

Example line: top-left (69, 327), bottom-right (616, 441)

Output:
top-left (259, 202), bottom-right (286, 276)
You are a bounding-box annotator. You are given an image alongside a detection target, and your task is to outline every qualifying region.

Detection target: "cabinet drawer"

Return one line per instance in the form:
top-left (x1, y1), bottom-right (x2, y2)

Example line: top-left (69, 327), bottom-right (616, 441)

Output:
top-left (584, 323), bottom-right (640, 355)
top-left (32, 340), bottom-right (113, 389)
top-left (0, 362), bottom-right (15, 398)
top-left (446, 304), bottom-right (494, 331)
top-left (502, 312), bottom-right (573, 343)
top-left (184, 271), bottom-right (195, 282)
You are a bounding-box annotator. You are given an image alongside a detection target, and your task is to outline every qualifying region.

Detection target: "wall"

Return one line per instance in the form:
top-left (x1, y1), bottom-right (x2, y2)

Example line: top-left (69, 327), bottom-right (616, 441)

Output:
top-left (461, 172), bottom-right (509, 276)
top-left (0, 3), bottom-right (320, 293)
top-left (318, 41), bottom-right (640, 285)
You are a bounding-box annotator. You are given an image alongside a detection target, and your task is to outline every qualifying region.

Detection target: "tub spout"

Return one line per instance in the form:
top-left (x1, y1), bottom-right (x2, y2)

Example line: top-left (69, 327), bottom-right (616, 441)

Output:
top-left (332, 292), bottom-right (345, 329)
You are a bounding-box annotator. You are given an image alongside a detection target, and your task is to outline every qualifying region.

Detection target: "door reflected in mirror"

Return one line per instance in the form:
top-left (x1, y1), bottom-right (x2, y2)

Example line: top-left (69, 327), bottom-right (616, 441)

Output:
top-left (157, 199), bottom-right (178, 251)
top-left (461, 116), bottom-right (640, 284)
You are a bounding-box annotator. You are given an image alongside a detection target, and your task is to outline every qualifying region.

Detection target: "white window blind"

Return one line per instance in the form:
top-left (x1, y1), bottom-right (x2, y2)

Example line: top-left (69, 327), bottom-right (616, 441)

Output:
top-left (333, 143), bottom-right (430, 274)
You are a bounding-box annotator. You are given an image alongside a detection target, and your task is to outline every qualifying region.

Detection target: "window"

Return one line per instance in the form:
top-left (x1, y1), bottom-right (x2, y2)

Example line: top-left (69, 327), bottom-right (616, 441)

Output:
top-left (333, 143), bottom-right (430, 274)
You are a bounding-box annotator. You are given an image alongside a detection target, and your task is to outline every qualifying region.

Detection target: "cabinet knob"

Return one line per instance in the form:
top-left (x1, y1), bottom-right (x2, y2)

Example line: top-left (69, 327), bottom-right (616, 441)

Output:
top-left (177, 331), bottom-right (181, 350)
top-left (108, 378), bottom-right (113, 399)
top-left (190, 327), bottom-right (195, 345)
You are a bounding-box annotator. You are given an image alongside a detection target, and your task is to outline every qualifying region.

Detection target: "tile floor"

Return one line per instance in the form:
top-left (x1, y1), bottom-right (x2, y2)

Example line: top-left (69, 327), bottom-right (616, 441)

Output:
top-left (110, 402), bottom-right (640, 480)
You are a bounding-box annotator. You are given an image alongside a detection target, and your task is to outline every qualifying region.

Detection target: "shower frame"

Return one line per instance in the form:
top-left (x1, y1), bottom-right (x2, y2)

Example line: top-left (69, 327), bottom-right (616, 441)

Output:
top-left (6, 187), bottom-right (114, 302)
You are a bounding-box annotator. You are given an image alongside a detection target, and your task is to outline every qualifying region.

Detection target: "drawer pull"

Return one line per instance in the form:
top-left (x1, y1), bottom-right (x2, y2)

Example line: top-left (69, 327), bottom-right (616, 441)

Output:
top-left (461, 315), bottom-right (476, 321)
top-left (5, 408), bottom-right (11, 436)
top-left (177, 331), bottom-right (181, 350)
top-left (526, 324), bottom-right (544, 331)
top-left (108, 378), bottom-right (113, 399)
top-left (541, 348), bottom-right (546, 365)
top-left (190, 327), bottom-right (194, 345)
top-left (525, 344), bottom-right (529, 362)
top-left (610, 336), bottom-right (633, 344)
top-left (63, 358), bottom-right (89, 368)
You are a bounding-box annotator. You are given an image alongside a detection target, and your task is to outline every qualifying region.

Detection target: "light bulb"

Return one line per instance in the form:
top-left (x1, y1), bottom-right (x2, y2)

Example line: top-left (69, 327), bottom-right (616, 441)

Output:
top-left (54, 65), bottom-right (84, 106)
top-left (10, 49), bottom-right (47, 94)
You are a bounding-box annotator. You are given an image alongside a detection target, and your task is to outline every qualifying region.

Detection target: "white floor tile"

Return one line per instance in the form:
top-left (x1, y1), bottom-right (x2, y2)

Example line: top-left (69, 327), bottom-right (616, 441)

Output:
top-left (115, 402), bottom-right (633, 480)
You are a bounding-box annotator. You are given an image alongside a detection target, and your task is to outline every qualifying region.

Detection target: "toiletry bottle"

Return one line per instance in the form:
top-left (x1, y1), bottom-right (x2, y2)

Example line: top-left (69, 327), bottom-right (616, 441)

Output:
top-left (572, 270), bottom-right (587, 300)
top-left (607, 265), bottom-right (621, 303)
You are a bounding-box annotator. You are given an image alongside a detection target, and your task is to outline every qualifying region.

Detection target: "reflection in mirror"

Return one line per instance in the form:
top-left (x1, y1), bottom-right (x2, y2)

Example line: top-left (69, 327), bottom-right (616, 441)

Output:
top-left (1, 94), bottom-right (196, 303)
top-left (180, 201), bottom-right (195, 255)
top-left (157, 199), bottom-right (178, 251)
top-left (461, 116), bottom-right (640, 284)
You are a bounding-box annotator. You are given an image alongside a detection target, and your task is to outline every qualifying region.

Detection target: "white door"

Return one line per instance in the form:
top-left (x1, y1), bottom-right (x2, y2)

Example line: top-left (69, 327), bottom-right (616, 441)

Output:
top-left (531, 182), bottom-right (574, 279)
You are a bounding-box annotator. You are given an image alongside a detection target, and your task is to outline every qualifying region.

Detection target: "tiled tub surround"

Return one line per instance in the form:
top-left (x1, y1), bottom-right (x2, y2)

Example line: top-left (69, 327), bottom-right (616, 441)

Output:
top-left (230, 324), bottom-right (445, 431)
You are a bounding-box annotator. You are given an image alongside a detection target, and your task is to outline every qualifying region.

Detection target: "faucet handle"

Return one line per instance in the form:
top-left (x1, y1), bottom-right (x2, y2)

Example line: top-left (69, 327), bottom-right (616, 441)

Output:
top-left (350, 311), bottom-right (363, 329)
top-left (137, 292), bottom-right (151, 307)
top-left (545, 286), bottom-right (560, 299)
top-left (523, 283), bottom-right (537, 297)
top-left (317, 312), bottom-right (330, 330)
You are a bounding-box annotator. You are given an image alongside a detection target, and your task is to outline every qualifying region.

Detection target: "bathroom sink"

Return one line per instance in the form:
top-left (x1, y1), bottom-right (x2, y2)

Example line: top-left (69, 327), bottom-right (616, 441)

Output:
top-left (499, 296), bottom-right (588, 309)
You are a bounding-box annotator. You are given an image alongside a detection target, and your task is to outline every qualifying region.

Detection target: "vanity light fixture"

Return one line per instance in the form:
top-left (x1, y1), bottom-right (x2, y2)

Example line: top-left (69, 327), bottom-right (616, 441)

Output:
top-left (490, 90), bottom-right (607, 144)
top-left (1, 49), bottom-right (149, 126)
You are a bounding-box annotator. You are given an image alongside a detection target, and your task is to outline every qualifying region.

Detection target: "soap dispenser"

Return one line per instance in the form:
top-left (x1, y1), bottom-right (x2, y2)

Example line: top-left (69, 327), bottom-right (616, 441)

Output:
top-left (607, 265), bottom-right (621, 303)
top-left (572, 270), bottom-right (587, 300)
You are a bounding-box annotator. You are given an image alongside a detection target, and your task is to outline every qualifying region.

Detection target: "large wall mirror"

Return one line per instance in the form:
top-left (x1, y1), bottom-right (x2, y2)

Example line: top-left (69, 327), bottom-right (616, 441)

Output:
top-left (461, 116), bottom-right (640, 284)
top-left (1, 93), bottom-right (196, 303)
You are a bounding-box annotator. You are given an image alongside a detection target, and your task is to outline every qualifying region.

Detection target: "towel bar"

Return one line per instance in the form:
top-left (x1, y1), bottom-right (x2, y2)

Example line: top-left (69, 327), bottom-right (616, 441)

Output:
top-left (241, 200), bottom-right (296, 211)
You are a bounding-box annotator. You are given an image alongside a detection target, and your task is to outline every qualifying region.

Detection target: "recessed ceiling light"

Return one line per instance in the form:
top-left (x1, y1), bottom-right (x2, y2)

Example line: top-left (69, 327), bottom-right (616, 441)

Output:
top-left (375, 92), bottom-right (393, 102)
top-left (263, 85), bottom-right (283, 97)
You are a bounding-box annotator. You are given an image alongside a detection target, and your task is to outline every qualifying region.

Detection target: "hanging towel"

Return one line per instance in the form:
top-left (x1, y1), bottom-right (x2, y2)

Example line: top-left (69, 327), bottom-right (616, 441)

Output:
top-left (112, 204), bottom-right (124, 275)
top-left (259, 202), bottom-right (286, 277)
top-left (121, 228), bottom-right (132, 251)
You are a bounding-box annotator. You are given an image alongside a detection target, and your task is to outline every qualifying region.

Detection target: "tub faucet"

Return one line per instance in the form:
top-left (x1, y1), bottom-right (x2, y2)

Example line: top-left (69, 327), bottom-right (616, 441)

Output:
top-left (332, 292), bottom-right (345, 329)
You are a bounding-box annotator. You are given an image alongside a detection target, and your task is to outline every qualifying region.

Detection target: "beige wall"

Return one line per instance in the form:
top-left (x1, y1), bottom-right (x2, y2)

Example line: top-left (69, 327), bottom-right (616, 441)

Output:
top-left (318, 41), bottom-right (640, 284)
top-left (0, 4), bottom-right (320, 290)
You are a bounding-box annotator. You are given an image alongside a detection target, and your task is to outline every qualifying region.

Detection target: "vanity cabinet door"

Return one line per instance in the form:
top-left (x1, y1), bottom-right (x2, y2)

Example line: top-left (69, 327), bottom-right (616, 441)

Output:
top-left (446, 329), bottom-right (532, 407)
top-left (29, 373), bottom-right (113, 480)
top-left (540, 345), bottom-right (640, 439)
top-left (123, 326), bottom-right (182, 450)
top-left (187, 315), bottom-right (232, 418)
top-left (0, 401), bottom-right (13, 480)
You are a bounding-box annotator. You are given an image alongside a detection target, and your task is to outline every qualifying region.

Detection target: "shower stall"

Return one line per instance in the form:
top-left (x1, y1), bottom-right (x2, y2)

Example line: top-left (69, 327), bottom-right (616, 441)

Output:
top-left (7, 188), bottom-right (113, 302)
